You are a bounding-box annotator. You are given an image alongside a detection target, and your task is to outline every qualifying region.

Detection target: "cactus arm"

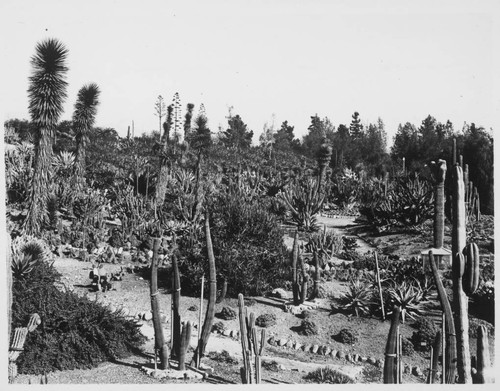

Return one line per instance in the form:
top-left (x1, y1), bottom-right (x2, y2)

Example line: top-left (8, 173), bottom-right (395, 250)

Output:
top-left (238, 294), bottom-right (250, 383)
top-left (463, 243), bottom-right (480, 296)
top-left (171, 253), bottom-right (181, 359)
top-left (476, 325), bottom-right (491, 383)
top-left (428, 251), bottom-right (456, 383)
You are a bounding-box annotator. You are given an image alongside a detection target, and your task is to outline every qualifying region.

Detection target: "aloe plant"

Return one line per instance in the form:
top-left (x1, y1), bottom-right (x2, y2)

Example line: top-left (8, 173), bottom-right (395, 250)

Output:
top-left (387, 280), bottom-right (423, 324)
top-left (337, 279), bottom-right (373, 317)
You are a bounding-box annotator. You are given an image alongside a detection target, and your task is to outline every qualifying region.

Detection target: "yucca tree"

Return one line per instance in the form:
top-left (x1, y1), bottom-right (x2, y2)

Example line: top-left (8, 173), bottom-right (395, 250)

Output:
top-left (24, 38), bottom-right (69, 235)
top-left (74, 83), bottom-right (100, 190)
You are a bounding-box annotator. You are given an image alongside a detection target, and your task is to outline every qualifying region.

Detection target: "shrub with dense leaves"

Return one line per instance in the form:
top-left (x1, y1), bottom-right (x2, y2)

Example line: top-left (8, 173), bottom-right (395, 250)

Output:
top-left (298, 319), bottom-right (318, 336)
top-left (336, 279), bottom-right (373, 317)
top-left (11, 259), bottom-right (145, 374)
top-left (211, 321), bottom-right (226, 333)
top-left (255, 313), bottom-right (277, 328)
top-left (304, 366), bottom-right (354, 384)
top-left (262, 360), bottom-right (281, 372)
top-left (207, 350), bottom-right (238, 365)
top-left (411, 317), bottom-right (437, 351)
top-left (401, 337), bottom-right (415, 356)
top-left (335, 328), bottom-right (358, 345)
top-left (387, 280), bottom-right (424, 323)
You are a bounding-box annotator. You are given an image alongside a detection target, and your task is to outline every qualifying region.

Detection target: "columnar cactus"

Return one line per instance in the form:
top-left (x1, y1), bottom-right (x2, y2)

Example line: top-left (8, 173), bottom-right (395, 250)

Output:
top-left (291, 231), bottom-right (308, 305)
top-left (429, 330), bottom-right (442, 383)
top-left (383, 306), bottom-right (401, 383)
top-left (451, 165), bottom-right (472, 383)
top-left (171, 253), bottom-right (181, 359)
top-left (430, 159), bottom-right (446, 248)
top-left (475, 325), bottom-right (491, 383)
top-left (429, 250), bottom-right (457, 383)
top-left (178, 321), bottom-right (192, 371)
top-left (150, 238), bottom-right (169, 369)
top-left (193, 210), bottom-right (217, 365)
top-left (316, 140), bottom-right (332, 193)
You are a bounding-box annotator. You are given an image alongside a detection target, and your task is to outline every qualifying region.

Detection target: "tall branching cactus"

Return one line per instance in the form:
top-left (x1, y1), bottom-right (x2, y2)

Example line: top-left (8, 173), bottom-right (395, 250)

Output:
top-left (150, 238), bottom-right (169, 369)
top-left (193, 209), bottom-right (216, 365)
top-left (238, 294), bottom-right (266, 384)
top-left (383, 306), bottom-right (401, 383)
top-left (429, 250), bottom-right (457, 383)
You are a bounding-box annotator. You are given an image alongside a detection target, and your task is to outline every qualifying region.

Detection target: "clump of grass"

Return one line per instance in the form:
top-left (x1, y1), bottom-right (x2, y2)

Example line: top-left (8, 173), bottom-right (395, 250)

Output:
top-left (304, 367), bottom-right (354, 384)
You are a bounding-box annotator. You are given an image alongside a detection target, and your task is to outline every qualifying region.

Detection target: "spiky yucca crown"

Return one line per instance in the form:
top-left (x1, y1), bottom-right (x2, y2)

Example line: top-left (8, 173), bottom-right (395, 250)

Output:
top-left (73, 83), bottom-right (101, 134)
top-left (28, 38), bottom-right (69, 128)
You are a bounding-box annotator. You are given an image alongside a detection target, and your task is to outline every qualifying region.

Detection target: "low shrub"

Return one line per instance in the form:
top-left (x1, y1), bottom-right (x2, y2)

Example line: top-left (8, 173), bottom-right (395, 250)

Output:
top-left (304, 366), bottom-right (354, 384)
top-left (411, 317), bottom-right (437, 351)
top-left (12, 259), bottom-right (146, 374)
top-left (207, 350), bottom-right (238, 365)
top-left (255, 313), bottom-right (277, 328)
top-left (211, 322), bottom-right (226, 333)
top-left (216, 307), bottom-right (237, 320)
top-left (401, 337), bottom-right (415, 356)
top-left (298, 319), bottom-right (318, 336)
top-left (262, 360), bottom-right (281, 372)
top-left (335, 328), bottom-right (358, 345)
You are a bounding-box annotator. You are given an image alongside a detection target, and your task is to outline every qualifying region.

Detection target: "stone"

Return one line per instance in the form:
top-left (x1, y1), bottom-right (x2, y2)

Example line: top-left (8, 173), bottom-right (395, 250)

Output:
top-left (267, 336), bottom-right (276, 345)
top-left (330, 350), bottom-right (338, 358)
top-left (311, 344), bottom-right (319, 354)
top-left (336, 351), bottom-right (343, 359)
top-left (278, 338), bottom-right (288, 347)
top-left (303, 344), bottom-right (312, 352)
top-left (412, 366), bottom-right (423, 377)
top-left (285, 340), bottom-right (294, 349)
top-left (323, 347), bottom-right (331, 356)
top-left (143, 311), bottom-right (153, 321)
top-left (271, 288), bottom-right (288, 299)
top-left (293, 342), bottom-right (302, 350)
top-left (222, 329), bottom-right (231, 337)
top-left (359, 356), bottom-right (367, 363)
top-left (353, 354), bottom-right (359, 362)
top-left (367, 357), bottom-right (377, 365)
top-left (345, 354), bottom-right (352, 362)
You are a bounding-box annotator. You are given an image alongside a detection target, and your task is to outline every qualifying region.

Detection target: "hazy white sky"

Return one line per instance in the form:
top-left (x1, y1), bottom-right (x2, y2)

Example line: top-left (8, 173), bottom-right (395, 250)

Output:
top-left (2, 0), bottom-right (499, 145)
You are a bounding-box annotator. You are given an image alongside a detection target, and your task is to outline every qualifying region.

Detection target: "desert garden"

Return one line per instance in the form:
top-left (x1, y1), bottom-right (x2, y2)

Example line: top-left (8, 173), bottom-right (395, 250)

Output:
top-left (5, 38), bottom-right (495, 385)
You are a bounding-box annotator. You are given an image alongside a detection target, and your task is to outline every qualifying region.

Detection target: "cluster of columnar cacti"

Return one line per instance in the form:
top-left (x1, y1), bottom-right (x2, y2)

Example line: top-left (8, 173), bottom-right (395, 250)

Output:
top-left (178, 321), bottom-right (192, 371)
top-left (291, 231), bottom-right (308, 305)
top-left (238, 294), bottom-right (266, 384)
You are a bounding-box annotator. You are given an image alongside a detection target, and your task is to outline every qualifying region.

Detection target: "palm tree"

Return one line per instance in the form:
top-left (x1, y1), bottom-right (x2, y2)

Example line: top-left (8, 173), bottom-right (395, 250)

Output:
top-left (23, 38), bottom-right (69, 235)
top-left (73, 83), bottom-right (100, 189)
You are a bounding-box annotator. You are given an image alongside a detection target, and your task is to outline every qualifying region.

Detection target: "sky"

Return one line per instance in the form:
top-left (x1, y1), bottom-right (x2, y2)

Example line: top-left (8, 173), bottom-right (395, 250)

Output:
top-left (1, 0), bottom-right (499, 147)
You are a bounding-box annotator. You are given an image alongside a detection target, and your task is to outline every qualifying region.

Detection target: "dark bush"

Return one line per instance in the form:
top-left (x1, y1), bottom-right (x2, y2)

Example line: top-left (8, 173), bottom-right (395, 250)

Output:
top-left (211, 321), bottom-right (225, 333)
top-left (298, 319), bottom-right (318, 336)
top-left (335, 328), bottom-right (358, 345)
top-left (11, 260), bottom-right (146, 374)
top-left (411, 317), bottom-right (437, 351)
top-left (207, 350), bottom-right (238, 365)
top-left (262, 360), bottom-right (281, 372)
top-left (470, 282), bottom-right (495, 325)
top-left (216, 307), bottom-right (237, 320)
top-left (255, 313), bottom-right (277, 328)
top-left (401, 337), bottom-right (415, 356)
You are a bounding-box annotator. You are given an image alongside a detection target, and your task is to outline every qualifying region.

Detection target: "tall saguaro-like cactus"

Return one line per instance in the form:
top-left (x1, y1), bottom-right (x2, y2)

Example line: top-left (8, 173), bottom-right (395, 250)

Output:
top-left (150, 238), bottom-right (169, 369)
top-left (171, 253), bottom-right (181, 360)
top-left (291, 231), bottom-right (308, 305)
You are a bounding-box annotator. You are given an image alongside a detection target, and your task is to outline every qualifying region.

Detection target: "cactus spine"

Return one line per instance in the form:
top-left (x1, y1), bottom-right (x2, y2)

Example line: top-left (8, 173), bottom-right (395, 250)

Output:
top-left (237, 293), bottom-right (266, 383)
top-left (150, 238), bottom-right (169, 370)
top-left (171, 253), bottom-right (181, 359)
top-left (383, 306), bottom-right (401, 383)
top-left (193, 209), bottom-right (216, 365)
top-left (178, 321), bottom-right (192, 371)
top-left (475, 325), bottom-right (491, 383)
top-left (428, 250), bottom-right (456, 383)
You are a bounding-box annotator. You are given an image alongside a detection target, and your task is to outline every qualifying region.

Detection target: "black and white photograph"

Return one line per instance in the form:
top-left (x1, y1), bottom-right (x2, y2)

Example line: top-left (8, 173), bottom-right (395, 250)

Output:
top-left (2, 0), bottom-right (497, 386)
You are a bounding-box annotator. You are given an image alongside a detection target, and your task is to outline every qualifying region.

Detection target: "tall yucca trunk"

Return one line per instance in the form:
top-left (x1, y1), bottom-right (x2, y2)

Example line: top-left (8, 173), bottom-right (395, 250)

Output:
top-left (24, 38), bottom-right (68, 235)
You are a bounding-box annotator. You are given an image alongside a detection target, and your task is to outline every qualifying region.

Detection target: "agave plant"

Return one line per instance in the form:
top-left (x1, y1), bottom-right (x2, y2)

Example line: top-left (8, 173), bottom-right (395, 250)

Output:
top-left (337, 279), bottom-right (374, 317)
top-left (11, 254), bottom-right (37, 280)
top-left (11, 235), bottom-right (52, 279)
top-left (387, 280), bottom-right (424, 323)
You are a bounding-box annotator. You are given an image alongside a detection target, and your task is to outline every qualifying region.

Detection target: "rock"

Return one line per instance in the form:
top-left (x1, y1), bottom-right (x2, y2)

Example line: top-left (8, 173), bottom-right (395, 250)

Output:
top-left (222, 329), bottom-right (231, 337)
top-left (143, 311), bottom-right (153, 321)
top-left (367, 357), bottom-right (377, 365)
top-left (323, 347), bottom-right (331, 356)
top-left (359, 356), bottom-right (367, 362)
top-left (230, 329), bottom-right (238, 338)
top-left (285, 340), bottom-right (294, 349)
top-left (330, 350), bottom-right (338, 358)
top-left (271, 288), bottom-right (288, 299)
top-left (278, 364), bottom-right (287, 371)
top-left (311, 345), bottom-right (320, 354)
top-left (278, 338), bottom-right (288, 347)
top-left (293, 342), bottom-right (302, 350)
top-left (336, 350), bottom-right (343, 359)
top-left (353, 354), bottom-right (359, 362)
top-left (302, 344), bottom-right (312, 352)
top-left (345, 354), bottom-right (352, 362)
top-left (412, 366), bottom-right (423, 377)
top-left (268, 336), bottom-right (276, 345)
